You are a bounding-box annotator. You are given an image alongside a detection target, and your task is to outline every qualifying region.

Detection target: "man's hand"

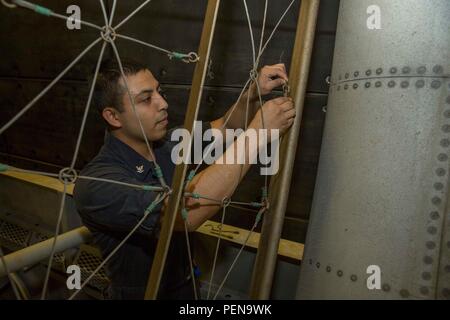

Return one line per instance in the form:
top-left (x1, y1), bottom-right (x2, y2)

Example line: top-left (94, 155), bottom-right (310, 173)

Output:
top-left (250, 63), bottom-right (289, 97)
top-left (249, 96), bottom-right (295, 139)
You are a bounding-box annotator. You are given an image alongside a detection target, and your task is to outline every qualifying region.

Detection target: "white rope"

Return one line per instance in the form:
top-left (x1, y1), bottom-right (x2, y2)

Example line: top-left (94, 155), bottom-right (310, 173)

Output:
top-left (114, 0), bottom-right (152, 31)
top-left (0, 37), bottom-right (102, 135)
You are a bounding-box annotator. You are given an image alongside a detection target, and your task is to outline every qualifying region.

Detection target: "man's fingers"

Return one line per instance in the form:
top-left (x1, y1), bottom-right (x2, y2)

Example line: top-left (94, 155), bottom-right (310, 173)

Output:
top-left (267, 78), bottom-right (285, 89)
top-left (270, 96), bottom-right (291, 105)
top-left (279, 99), bottom-right (295, 111)
top-left (284, 108), bottom-right (296, 119)
top-left (264, 66), bottom-right (288, 82)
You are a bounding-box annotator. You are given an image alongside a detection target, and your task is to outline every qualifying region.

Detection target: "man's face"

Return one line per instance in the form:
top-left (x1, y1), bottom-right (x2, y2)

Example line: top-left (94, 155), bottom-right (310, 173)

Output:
top-left (118, 69), bottom-right (169, 142)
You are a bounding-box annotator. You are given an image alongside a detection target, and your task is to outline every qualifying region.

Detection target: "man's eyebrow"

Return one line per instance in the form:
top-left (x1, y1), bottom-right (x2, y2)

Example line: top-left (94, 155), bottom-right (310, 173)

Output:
top-left (134, 89), bottom-right (154, 97)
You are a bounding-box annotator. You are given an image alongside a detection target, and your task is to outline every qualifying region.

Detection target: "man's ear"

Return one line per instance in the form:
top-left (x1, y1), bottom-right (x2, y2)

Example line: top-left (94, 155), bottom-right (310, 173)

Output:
top-left (102, 107), bottom-right (123, 129)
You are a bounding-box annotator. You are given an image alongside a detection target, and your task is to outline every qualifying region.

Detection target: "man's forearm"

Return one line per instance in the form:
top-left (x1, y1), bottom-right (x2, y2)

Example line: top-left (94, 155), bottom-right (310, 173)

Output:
top-left (183, 127), bottom-right (263, 230)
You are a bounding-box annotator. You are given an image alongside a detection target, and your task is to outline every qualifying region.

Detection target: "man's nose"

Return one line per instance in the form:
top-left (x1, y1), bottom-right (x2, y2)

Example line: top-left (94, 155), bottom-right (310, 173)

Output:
top-left (156, 92), bottom-right (168, 111)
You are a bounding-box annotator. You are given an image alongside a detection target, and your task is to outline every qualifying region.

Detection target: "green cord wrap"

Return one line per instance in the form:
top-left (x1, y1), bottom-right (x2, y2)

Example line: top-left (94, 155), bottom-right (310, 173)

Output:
top-left (261, 187), bottom-right (268, 199)
top-left (181, 208), bottom-right (189, 220)
top-left (171, 52), bottom-right (186, 60)
top-left (191, 193), bottom-right (200, 199)
top-left (256, 210), bottom-right (264, 224)
top-left (154, 166), bottom-right (163, 178)
top-left (186, 170), bottom-right (195, 182)
top-left (0, 163), bottom-right (9, 172)
top-left (145, 200), bottom-right (159, 214)
top-left (34, 5), bottom-right (52, 16)
top-left (250, 202), bottom-right (263, 208)
top-left (142, 185), bottom-right (159, 191)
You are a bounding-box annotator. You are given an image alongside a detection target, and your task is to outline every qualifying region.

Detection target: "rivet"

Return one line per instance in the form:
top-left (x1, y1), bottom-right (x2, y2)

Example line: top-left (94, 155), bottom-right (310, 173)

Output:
top-left (422, 272), bottom-right (432, 280)
top-left (366, 69), bottom-right (372, 76)
top-left (432, 197), bottom-right (442, 205)
top-left (390, 67), bottom-right (398, 74)
top-left (423, 256), bottom-right (433, 264)
top-left (353, 83), bottom-right (358, 89)
top-left (344, 84), bottom-right (349, 90)
top-left (354, 71), bottom-right (359, 77)
top-left (442, 125), bottom-right (450, 133)
top-left (417, 66), bottom-right (427, 74)
top-left (427, 226), bottom-right (437, 235)
top-left (420, 286), bottom-right (429, 295)
top-left (337, 270), bottom-right (343, 277)
top-left (402, 66), bottom-right (411, 74)
top-left (375, 81), bottom-right (382, 88)
top-left (441, 139), bottom-right (450, 147)
top-left (326, 266), bottom-right (331, 272)
top-left (433, 182), bottom-right (444, 191)
top-left (401, 81), bottom-right (409, 88)
top-left (365, 82), bottom-right (371, 88)
top-left (434, 181), bottom-right (444, 190)
top-left (437, 153), bottom-right (448, 162)
top-left (430, 211), bottom-right (440, 220)
top-left (436, 168), bottom-right (446, 176)
top-left (350, 275), bottom-right (357, 282)
top-left (416, 80), bottom-right (425, 88)
top-left (433, 65), bottom-right (443, 74)
top-left (444, 110), bottom-right (450, 118)
top-left (431, 80), bottom-right (442, 89)
top-left (388, 81), bottom-right (396, 88)
top-left (426, 241), bottom-right (436, 249)
top-left (444, 265), bottom-right (450, 273)
top-left (399, 289), bottom-right (410, 298)
top-left (382, 284), bottom-right (391, 292)
top-left (376, 68), bottom-right (383, 75)
top-left (316, 262), bottom-right (320, 269)
top-left (345, 73), bottom-right (349, 79)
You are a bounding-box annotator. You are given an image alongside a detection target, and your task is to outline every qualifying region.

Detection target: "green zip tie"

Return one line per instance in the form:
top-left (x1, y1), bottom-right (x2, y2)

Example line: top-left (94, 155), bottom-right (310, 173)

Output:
top-left (191, 193), bottom-right (200, 199)
top-left (154, 166), bottom-right (163, 178)
top-left (142, 185), bottom-right (161, 191)
top-left (145, 200), bottom-right (159, 214)
top-left (261, 187), bottom-right (268, 199)
top-left (186, 170), bottom-right (195, 182)
top-left (181, 208), bottom-right (189, 220)
top-left (34, 5), bottom-right (52, 16)
top-left (170, 52), bottom-right (186, 60)
top-left (250, 202), bottom-right (263, 208)
top-left (0, 163), bottom-right (9, 172)
top-left (256, 210), bottom-right (264, 224)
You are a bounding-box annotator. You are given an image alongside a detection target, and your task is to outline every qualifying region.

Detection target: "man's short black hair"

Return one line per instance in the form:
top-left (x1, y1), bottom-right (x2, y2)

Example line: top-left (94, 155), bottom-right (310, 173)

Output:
top-left (92, 58), bottom-right (148, 115)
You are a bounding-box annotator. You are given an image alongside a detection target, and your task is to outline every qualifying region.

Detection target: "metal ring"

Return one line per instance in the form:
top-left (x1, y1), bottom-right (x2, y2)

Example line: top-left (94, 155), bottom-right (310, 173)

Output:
top-left (58, 167), bottom-right (78, 185)
top-left (325, 75), bottom-right (331, 85)
top-left (1, 0), bottom-right (17, 8)
top-left (183, 52), bottom-right (199, 63)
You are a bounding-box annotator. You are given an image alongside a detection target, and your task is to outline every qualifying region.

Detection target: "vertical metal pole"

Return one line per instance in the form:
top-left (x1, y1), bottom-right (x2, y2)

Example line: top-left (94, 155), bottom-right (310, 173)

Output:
top-left (144, 0), bottom-right (221, 300)
top-left (249, 0), bottom-right (320, 299)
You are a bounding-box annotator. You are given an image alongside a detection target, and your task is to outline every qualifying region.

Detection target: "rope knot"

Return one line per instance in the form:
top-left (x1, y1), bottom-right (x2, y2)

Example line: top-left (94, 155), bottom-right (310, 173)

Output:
top-left (249, 69), bottom-right (258, 82)
top-left (221, 197), bottom-right (231, 208)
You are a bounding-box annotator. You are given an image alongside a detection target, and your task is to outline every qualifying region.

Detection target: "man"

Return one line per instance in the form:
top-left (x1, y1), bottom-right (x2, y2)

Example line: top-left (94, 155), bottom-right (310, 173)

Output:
top-left (73, 59), bottom-right (295, 299)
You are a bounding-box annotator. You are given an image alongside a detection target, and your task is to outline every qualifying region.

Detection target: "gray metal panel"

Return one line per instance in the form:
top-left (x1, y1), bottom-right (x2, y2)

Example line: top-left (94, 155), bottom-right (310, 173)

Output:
top-left (297, 0), bottom-right (450, 299)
